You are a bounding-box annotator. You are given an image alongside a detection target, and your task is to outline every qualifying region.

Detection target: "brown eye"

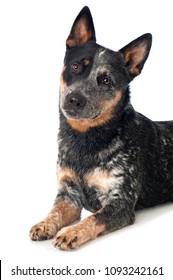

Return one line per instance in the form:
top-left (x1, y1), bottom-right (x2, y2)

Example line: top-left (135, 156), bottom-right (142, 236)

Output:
top-left (102, 77), bottom-right (112, 85)
top-left (71, 63), bottom-right (80, 73)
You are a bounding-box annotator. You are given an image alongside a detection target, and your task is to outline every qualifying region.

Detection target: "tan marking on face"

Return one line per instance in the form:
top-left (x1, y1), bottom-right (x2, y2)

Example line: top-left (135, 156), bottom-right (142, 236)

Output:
top-left (99, 67), bottom-right (108, 74)
top-left (66, 19), bottom-right (93, 48)
top-left (83, 58), bottom-right (91, 66)
top-left (60, 65), bottom-right (67, 94)
top-left (85, 168), bottom-right (112, 193)
top-left (29, 200), bottom-right (81, 241)
top-left (53, 214), bottom-right (106, 249)
top-left (67, 90), bottom-right (123, 132)
top-left (57, 167), bottom-right (77, 184)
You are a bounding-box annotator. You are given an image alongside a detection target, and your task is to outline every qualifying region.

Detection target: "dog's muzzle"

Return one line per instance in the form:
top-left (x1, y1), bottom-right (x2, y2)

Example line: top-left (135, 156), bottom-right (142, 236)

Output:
top-left (62, 91), bottom-right (87, 118)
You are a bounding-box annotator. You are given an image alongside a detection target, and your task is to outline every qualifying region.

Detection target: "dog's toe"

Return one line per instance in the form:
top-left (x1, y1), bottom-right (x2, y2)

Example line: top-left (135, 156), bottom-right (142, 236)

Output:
top-left (30, 220), bottom-right (57, 241)
top-left (53, 227), bottom-right (80, 250)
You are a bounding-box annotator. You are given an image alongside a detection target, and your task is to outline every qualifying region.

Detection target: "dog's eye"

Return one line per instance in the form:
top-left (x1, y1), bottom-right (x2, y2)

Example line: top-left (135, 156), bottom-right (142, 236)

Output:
top-left (97, 73), bottom-right (112, 86)
top-left (71, 63), bottom-right (82, 74)
top-left (102, 77), bottom-right (111, 85)
top-left (72, 63), bottom-right (79, 71)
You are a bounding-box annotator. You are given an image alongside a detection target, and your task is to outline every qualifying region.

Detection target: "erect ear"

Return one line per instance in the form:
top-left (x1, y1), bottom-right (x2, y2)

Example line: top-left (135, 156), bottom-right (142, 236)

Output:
top-left (119, 33), bottom-right (152, 79)
top-left (66, 6), bottom-right (96, 49)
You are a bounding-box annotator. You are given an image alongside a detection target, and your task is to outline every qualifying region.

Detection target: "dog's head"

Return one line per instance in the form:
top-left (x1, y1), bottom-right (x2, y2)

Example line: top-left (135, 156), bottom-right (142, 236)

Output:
top-left (60, 6), bottom-right (152, 132)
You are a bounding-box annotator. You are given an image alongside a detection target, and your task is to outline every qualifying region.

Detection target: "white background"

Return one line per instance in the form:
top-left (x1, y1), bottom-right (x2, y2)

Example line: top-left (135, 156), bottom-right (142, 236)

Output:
top-left (0, 0), bottom-right (173, 279)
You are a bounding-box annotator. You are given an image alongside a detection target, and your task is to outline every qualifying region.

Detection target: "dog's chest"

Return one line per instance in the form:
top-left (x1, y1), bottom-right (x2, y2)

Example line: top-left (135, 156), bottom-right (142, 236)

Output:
top-left (58, 136), bottom-right (138, 211)
top-left (59, 135), bottom-right (129, 172)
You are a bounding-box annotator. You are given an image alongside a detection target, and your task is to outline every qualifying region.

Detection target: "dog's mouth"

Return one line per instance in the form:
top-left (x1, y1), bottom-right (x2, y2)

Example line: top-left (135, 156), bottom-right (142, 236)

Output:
top-left (61, 107), bottom-right (101, 120)
top-left (62, 108), bottom-right (79, 119)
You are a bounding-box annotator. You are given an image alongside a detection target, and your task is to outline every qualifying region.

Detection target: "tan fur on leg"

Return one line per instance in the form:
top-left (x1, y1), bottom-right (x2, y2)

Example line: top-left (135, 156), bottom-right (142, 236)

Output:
top-left (53, 214), bottom-right (106, 250)
top-left (30, 200), bottom-right (81, 241)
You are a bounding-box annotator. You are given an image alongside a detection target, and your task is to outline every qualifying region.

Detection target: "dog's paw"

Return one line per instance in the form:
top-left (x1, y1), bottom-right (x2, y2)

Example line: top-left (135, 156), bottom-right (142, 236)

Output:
top-left (30, 220), bottom-right (57, 241)
top-left (53, 226), bottom-right (84, 250)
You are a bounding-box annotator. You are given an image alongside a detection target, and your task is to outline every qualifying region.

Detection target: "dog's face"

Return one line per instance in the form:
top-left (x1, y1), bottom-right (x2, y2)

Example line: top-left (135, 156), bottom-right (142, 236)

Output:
top-left (61, 45), bottom-right (129, 120)
top-left (60, 6), bottom-right (152, 132)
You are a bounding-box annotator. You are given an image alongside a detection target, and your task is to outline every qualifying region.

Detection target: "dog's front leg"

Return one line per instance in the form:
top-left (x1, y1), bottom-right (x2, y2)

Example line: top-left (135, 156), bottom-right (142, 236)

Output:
top-left (53, 199), bottom-right (135, 250)
top-left (30, 167), bottom-right (82, 241)
top-left (30, 200), bottom-right (81, 241)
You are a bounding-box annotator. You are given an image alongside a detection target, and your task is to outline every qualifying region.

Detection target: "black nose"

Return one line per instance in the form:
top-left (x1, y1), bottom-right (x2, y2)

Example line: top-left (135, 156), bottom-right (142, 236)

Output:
top-left (66, 92), bottom-right (86, 110)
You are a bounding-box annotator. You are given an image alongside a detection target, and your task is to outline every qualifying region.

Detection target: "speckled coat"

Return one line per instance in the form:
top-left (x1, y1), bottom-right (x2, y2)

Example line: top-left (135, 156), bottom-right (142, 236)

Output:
top-left (30, 6), bottom-right (173, 250)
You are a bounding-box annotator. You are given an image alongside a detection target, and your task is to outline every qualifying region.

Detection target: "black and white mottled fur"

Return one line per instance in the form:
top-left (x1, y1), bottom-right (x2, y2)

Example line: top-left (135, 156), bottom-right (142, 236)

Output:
top-left (30, 6), bottom-right (173, 249)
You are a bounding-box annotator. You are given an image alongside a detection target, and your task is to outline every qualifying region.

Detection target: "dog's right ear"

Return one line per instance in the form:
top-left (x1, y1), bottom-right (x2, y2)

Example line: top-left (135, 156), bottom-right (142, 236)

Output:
top-left (66, 6), bottom-right (96, 49)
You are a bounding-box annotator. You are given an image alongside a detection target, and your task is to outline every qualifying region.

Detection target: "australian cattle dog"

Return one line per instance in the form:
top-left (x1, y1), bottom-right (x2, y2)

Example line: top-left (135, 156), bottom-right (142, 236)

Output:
top-left (30, 6), bottom-right (173, 249)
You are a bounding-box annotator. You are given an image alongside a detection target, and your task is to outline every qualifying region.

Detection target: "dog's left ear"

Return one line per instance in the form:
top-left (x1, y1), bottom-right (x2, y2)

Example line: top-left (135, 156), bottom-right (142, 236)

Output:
top-left (119, 33), bottom-right (152, 79)
top-left (66, 6), bottom-right (96, 49)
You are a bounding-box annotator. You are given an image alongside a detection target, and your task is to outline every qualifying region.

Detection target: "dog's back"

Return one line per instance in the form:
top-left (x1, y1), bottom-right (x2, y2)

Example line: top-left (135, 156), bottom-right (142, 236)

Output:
top-left (119, 110), bottom-right (173, 209)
